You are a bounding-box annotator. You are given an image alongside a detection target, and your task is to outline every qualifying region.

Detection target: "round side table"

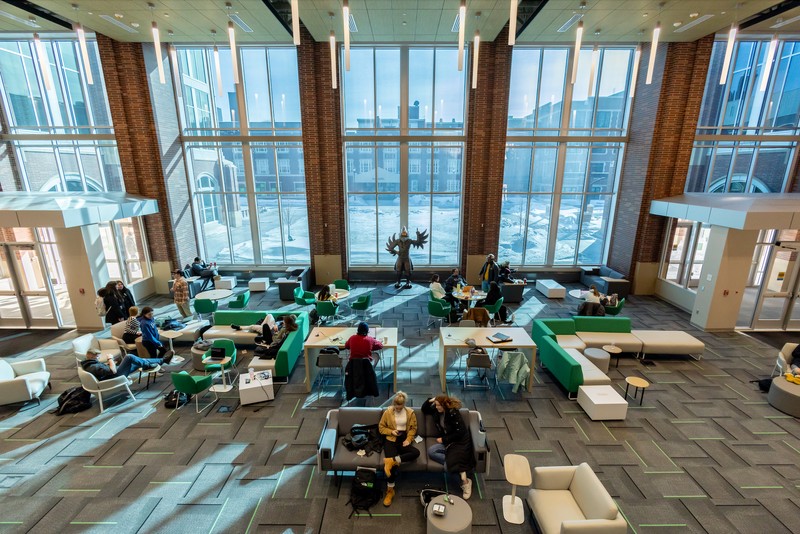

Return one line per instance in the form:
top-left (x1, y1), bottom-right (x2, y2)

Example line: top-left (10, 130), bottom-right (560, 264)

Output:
top-left (603, 344), bottom-right (623, 368)
top-left (625, 376), bottom-right (650, 405)
top-left (427, 494), bottom-right (472, 534)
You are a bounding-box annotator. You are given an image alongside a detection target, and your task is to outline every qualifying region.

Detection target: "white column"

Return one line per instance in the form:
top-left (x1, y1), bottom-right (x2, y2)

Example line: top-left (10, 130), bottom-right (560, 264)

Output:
top-left (54, 225), bottom-right (109, 331)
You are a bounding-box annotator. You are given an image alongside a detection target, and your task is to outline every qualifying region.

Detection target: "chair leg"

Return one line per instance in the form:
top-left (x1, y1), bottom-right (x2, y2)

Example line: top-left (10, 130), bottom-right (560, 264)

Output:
top-left (97, 393), bottom-right (104, 413)
top-left (196, 389), bottom-right (218, 413)
top-left (125, 384), bottom-right (136, 401)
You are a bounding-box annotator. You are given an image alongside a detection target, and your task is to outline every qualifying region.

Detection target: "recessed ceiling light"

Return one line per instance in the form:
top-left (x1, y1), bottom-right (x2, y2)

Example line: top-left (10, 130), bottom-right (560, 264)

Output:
top-left (229, 13), bottom-right (253, 33)
top-left (164, 13), bottom-right (169, 18)
top-left (131, 22), bottom-right (139, 28)
top-left (771, 14), bottom-right (800, 28)
top-left (114, 13), bottom-right (123, 19)
top-left (643, 13), bottom-right (648, 17)
top-left (689, 13), bottom-right (699, 18)
top-left (673, 21), bottom-right (682, 27)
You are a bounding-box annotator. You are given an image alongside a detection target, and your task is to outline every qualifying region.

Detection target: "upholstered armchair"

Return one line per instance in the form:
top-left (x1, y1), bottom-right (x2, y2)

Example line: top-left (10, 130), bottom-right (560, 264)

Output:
top-left (72, 333), bottom-right (123, 362)
top-left (0, 359), bottom-right (50, 406)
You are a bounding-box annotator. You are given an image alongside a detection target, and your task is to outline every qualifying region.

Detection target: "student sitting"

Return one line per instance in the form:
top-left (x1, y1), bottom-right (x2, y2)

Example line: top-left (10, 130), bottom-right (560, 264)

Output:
top-left (122, 307), bottom-right (141, 344)
top-left (81, 348), bottom-right (172, 380)
top-left (345, 321), bottom-right (383, 361)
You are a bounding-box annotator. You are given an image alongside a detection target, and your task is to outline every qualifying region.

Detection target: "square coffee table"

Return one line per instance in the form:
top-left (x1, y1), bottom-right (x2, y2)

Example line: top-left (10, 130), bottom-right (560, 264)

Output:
top-left (239, 372), bottom-right (274, 405)
top-left (577, 385), bottom-right (628, 420)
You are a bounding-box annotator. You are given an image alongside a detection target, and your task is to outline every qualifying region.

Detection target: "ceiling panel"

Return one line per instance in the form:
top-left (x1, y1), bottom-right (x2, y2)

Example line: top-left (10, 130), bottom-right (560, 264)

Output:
top-left (0, 2), bottom-right (63, 32)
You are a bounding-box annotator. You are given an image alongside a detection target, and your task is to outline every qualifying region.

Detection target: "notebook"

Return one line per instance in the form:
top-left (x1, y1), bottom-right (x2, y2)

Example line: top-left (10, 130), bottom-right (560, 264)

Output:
top-left (487, 332), bottom-right (513, 344)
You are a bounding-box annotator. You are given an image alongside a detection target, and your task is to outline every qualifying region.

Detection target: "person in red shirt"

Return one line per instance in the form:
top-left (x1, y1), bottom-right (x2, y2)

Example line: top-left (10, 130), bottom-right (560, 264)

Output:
top-left (345, 321), bottom-right (383, 360)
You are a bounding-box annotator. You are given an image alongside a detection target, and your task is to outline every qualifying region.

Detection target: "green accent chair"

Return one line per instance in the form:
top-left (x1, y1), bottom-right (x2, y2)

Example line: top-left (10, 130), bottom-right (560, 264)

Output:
top-left (170, 371), bottom-right (217, 413)
top-left (194, 299), bottom-right (218, 320)
top-left (228, 289), bottom-right (250, 309)
top-left (350, 291), bottom-right (372, 321)
top-left (203, 338), bottom-right (238, 385)
top-left (483, 297), bottom-right (504, 326)
top-left (427, 299), bottom-right (451, 330)
top-left (333, 279), bottom-right (350, 291)
top-left (294, 286), bottom-right (316, 309)
top-left (316, 300), bottom-right (339, 325)
top-left (604, 298), bottom-right (626, 316)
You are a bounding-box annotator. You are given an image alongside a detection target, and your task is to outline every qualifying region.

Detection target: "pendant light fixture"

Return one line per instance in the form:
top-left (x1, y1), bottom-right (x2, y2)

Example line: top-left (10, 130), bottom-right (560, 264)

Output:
top-left (471, 30), bottom-right (480, 89)
top-left (33, 32), bottom-right (53, 91)
top-left (212, 30), bottom-right (223, 96)
top-left (629, 45), bottom-right (641, 98)
top-left (343, 0), bottom-right (350, 71)
top-left (226, 3), bottom-right (239, 84)
top-left (508, 0), bottom-right (518, 46)
top-left (330, 31), bottom-right (337, 89)
top-left (148, 3), bottom-right (165, 84)
top-left (587, 44), bottom-right (599, 98)
top-left (71, 6), bottom-right (93, 85)
top-left (291, 0), bottom-right (300, 46)
top-left (570, 20), bottom-right (583, 84)
top-left (759, 34), bottom-right (778, 92)
top-left (719, 23), bottom-right (738, 85)
top-left (457, 0), bottom-right (466, 71)
top-left (646, 22), bottom-right (660, 84)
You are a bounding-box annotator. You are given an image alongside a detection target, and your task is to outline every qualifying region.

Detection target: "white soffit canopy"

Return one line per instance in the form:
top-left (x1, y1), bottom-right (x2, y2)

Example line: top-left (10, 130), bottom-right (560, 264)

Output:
top-left (0, 192), bottom-right (158, 228)
top-left (650, 193), bottom-right (800, 230)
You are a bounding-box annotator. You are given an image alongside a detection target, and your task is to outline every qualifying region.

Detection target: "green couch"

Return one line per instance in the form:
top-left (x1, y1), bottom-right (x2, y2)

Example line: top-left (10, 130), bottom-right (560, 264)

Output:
top-left (204, 310), bottom-right (309, 378)
top-left (537, 336), bottom-right (585, 395)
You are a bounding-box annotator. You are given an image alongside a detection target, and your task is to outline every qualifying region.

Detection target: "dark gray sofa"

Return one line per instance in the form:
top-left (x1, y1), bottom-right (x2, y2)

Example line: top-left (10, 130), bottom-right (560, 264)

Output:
top-left (276, 266), bottom-right (311, 301)
top-left (317, 407), bottom-right (490, 475)
top-left (501, 282), bottom-right (525, 303)
top-left (580, 266), bottom-right (630, 299)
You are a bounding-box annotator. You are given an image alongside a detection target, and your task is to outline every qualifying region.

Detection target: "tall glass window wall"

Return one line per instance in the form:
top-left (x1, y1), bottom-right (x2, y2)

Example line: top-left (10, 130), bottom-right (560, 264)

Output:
top-left (175, 47), bottom-right (309, 265)
top-left (687, 38), bottom-right (800, 193)
top-left (343, 47), bottom-right (466, 266)
top-left (502, 46), bottom-right (634, 266)
top-left (0, 38), bottom-right (149, 285)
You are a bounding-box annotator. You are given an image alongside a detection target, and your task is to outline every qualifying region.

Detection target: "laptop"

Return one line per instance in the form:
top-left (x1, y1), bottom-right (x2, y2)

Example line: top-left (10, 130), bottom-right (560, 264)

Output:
top-left (209, 347), bottom-right (226, 360)
top-left (487, 332), bottom-right (513, 344)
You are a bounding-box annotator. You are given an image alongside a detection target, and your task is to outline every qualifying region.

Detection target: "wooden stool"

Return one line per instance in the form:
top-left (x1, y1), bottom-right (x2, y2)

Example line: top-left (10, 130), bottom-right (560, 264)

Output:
top-left (625, 376), bottom-right (650, 405)
top-left (503, 453), bottom-right (531, 524)
top-left (137, 365), bottom-right (161, 389)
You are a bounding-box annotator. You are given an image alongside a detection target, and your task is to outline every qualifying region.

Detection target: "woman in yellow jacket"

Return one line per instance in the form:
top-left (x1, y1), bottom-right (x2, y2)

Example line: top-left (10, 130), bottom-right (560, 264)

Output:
top-left (378, 391), bottom-right (420, 506)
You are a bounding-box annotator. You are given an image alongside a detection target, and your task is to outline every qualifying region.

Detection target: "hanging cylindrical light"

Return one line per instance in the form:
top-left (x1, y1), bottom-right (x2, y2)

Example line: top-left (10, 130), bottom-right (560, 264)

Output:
top-left (719, 24), bottom-right (738, 85)
top-left (646, 22), bottom-right (660, 85)
top-left (33, 33), bottom-right (53, 91)
top-left (213, 45), bottom-right (223, 96)
top-left (74, 23), bottom-right (93, 84)
top-left (570, 20), bottom-right (583, 84)
top-left (759, 34), bottom-right (779, 92)
top-left (343, 0), bottom-right (350, 71)
top-left (472, 30), bottom-right (480, 89)
top-left (508, 0), bottom-right (518, 46)
top-left (152, 21), bottom-right (165, 84)
top-left (228, 21), bottom-right (239, 84)
top-left (330, 31), bottom-right (337, 89)
top-left (629, 45), bottom-right (641, 98)
top-left (291, 0), bottom-right (300, 45)
top-left (587, 45), bottom-right (599, 98)
top-left (457, 0), bottom-right (466, 71)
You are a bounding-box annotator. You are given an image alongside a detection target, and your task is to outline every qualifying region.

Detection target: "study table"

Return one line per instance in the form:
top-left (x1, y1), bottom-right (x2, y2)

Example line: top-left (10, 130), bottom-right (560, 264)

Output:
top-left (303, 326), bottom-right (399, 393)
top-left (438, 327), bottom-right (536, 392)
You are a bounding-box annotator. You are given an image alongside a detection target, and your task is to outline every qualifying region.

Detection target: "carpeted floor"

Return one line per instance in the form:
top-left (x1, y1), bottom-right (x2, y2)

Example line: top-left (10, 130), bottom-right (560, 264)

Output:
top-left (0, 282), bottom-right (797, 533)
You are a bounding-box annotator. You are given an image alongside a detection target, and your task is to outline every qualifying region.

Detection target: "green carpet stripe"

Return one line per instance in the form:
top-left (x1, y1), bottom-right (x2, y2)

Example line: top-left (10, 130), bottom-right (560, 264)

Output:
top-left (573, 418), bottom-right (590, 441)
top-left (304, 466), bottom-right (315, 499)
top-left (135, 452), bottom-right (174, 455)
top-left (291, 398), bottom-right (301, 418)
top-left (149, 481), bottom-right (192, 484)
top-left (752, 431), bottom-right (787, 435)
top-left (689, 437), bottom-right (726, 440)
top-left (563, 410), bottom-right (582, 414)
top-left (58, 489), bottom-right (100, 492)
top-left (724, 383), bottom-right (748, 400)
top-left (783, 440), bottom-right (800, 455)
top-left (0, 522), bottom-right (24, 525)
top-left (656, 381), bottom-right (685, 384)
top-left (244, 497), bottom-right (263, 534)
top-left (208, 497), bottom-right (229, 534)
top-left (83, 465), bottom-right (122, 468)
top-left (663, 495), bottom-right (707, 498)
top-left (272, 466), bottom-right (285, 499)
top-left (702, 374), bottom-right (729, 377)
top-left (742, 358), bottom-right (761, 370)
top-left (741, 485), bottom-right (783, 489)
top-left (263, 425), bottom-right (299, 429)
top-left (198, 422), bottom-right (232, 426)
top-left (473, 472), bottom-right (483, 500)
top-left (89, 417), bottom-right (116, 439)
top-left (614, 501), bottom-right (637, 534)
top-left (639, 524), bottom-right (687, 527)
top-left (514, 449), bottom-right (552, 453)
top-left (651, 440), bottom-right (679, 468)
top-left (765, 415), bottom-right (793, 419)
top-left (4, 438), bottom-right (38, 442)
top-left (644, 470), bottom-right (685, 474)
top-left (670, 420), bottom-right (704, 424)
top-left (625, 440), bottom-right (647, 467)
top-left (70, 522), bottom-right (118, 525)
top-left (355, 514), bottom-right (401, 517)
top-left (743, 401), bottom-right (769, 405)
top-left (601, 422), bottom-right (617, 441)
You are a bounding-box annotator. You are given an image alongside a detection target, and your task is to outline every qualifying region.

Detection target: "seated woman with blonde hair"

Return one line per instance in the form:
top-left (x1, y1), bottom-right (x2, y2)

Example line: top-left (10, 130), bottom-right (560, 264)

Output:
top-left (378, 391), bottom-right (420, 507)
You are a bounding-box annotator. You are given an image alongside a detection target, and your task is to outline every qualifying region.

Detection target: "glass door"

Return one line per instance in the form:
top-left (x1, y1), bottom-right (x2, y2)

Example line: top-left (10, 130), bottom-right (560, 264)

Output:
top-left (751, 245), bottom-right (800, 330)
top-left (0, 244), bottom-right (58, 328)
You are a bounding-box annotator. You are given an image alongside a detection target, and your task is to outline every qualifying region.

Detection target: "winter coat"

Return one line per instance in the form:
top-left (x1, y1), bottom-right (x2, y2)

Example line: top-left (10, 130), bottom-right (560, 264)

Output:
top-left (421, 398), bottom-right (475, 473)
top-left (379, 407), bottom-right (418, 443)
top-left (103, 292), bottom-right (125, 324)
top-left (462, 307), bottom-right (490, 327)
top-left (344, 358), bottom-right (378, 400)
top-left (479, 261), bottom-right (499, 283)
top-left (496, 351), bottom-right (530, 393)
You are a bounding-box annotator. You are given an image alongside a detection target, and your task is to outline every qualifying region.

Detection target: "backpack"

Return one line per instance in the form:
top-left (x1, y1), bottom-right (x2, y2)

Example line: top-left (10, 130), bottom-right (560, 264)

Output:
top-left (164, 389), bottom-right (190, 409)
top-left (419, 488), bottom-right (449, 517)
top-left (54, 386), bottom-right (92, 415)
top-left (750, 378), bottom-right (773, 393)
top-left (341, 424), bottom-right (383, 456)
top-left (346, 468), bottom-right (381, 518)
top-left (95, 297), bottom-right (106, 317)
top-left (193, 339), bottom-right (213, 351)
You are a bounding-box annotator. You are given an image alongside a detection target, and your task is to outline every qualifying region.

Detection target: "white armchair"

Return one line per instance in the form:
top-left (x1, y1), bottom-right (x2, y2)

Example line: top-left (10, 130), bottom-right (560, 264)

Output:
top-left (109, 321), bottom-right (138, 353)
top-left (75, 359), bottom-right (135, 413)
top-left (0, 359), bottom-right (50, 406)
top-left (72, 333), bottom-right (122, 362)
top-left (774, 343), bottom-right (799, 376)
top-left (526, 462), bottom-right (627, 534)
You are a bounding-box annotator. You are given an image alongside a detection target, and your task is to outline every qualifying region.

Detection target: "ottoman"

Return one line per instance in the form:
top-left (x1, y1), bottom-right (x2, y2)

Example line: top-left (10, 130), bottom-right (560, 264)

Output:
top-left (191, 346), bottom-right (208, 371)
top-left (535, 279), bottom-right (565, 298)
top-left (577, 385), bottom-right (628, 420)
top-left (427, 494), bottom-right (472, 534)
top-left (217, 276), bottom-right (237, 290)
top-left (767, 377), bottom-right (800, 417)
top-left (248, 278), bottom-right (270, 291)
top-left (583, 347), bottom-right (610, 374)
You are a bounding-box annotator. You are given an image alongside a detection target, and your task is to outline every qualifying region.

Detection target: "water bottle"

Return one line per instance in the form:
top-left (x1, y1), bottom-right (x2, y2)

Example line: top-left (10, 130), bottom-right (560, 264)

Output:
top-left (523, 277), bottom-right (527, 285)
top-left (249, 367), bottom-right (255, 380)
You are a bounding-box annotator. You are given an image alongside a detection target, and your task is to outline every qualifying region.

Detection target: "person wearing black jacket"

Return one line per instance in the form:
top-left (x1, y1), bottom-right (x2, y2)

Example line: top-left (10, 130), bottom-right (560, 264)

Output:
top-left (478, 254), bottom-right (499, 292)
top-left (81, 348), bottom-right (172, 379)
top-left (116, 281), bottom-right (135, 318)
top-left (344, 357), bottom-right (378, 400)
top-left (103, 281), bottom-right (125, 324)
top-left (422, 395), bottom-right (475, 499)
top-left (444, 268), bottom-right (466, 294)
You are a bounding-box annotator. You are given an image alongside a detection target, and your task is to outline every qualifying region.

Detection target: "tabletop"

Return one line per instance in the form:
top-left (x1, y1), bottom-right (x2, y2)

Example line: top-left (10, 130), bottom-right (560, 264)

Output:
top-left (603, 344), bottom-right (623, 354)
top-left (439, 326), bottom-right (536, 348)
top-left (452, 290), bottom-right (487, 301)
top-left (314, 289), bottom-right (350, 300)
top-left (626, 376), bottom-right (650, 388)
top-left (305, 326), bottom-right (398, 348)
top-left (159, 329), bottom-right (187, 339)
top-left (202, 356), bottom-right (231, 366)
top-left (503, 453), bottom-right (532, 486)
top-left (195, 289), bottom-right (233, 300)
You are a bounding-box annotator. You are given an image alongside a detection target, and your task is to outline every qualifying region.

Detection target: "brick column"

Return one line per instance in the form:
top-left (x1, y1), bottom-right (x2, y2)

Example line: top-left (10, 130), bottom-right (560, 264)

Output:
top-left (462, 25), bottom-right (513, 262)
top-left (96, 34), bottom-right (179, 268)
top-left (610, 35), bottom-right (714, 291)
top-left (296, 26), bottom-right (347, 276)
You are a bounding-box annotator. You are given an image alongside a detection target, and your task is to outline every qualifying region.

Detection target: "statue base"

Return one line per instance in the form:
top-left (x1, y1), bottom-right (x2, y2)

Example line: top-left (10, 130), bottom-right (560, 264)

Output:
top-left (381, 281), bottom-right (429, 297)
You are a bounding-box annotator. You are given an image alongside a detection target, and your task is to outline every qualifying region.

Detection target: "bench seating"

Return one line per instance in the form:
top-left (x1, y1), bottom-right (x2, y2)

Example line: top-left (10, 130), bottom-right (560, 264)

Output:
top-left (317, 407), bottom-right (490, 475)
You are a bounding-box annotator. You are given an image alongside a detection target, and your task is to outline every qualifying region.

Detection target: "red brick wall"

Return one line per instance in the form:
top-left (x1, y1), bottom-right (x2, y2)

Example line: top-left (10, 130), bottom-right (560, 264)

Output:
top-left (462, 26), bottom-right (513, 261)
top-left (96, 34), bottom-right (177, 267)
top-left (296, 26), bottom-right (347, 276)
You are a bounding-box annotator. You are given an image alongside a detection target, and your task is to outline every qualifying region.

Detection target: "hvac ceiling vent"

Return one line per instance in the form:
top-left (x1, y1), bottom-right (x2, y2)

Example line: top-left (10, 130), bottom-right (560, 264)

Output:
top-left (673, 14), bottom-right (714, 33)
top-left (230, 13), bottom-right (253, 33)
top-left (99, 14), bottom-right (139, 33)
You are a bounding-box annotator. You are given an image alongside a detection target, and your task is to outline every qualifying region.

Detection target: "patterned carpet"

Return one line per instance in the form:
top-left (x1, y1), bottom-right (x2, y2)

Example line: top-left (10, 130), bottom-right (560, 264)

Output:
top-left (0, 282), bottom-right (797, 534)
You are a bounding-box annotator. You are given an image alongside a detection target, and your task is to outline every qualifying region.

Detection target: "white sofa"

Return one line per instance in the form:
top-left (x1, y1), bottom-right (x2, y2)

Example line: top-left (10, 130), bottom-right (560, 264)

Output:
top-left (0, 359), bottom-right (50, 406)
top-left (564, 349), bottom-right (611, 387)
top-left (631, 330), bottom-right (705, 359)
top-left (527, 462), bottom-right (627, 534)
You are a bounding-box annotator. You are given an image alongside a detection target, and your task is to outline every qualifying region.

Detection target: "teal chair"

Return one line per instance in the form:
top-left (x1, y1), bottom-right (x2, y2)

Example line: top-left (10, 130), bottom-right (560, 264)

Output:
top-left (350, 291), bottom-right (372, 321)
top-left (294, 286), bottom-right (316, 309)
top-left (228, 289), bottom-right (250, 309)
top-left (427, 299), bottom-right (451, 330)
top-left (170, 371), bottom-right (217, 413)
top-left (333, 279), bottom-right (350, 291)
top-left (483, 297), bottom-right (504, 326)
top-left (316, 300), bottom-right (338, 325)
top-left (604, 298), bottom-right (626, 316)
top-left (194, 299), bottom-right (218, 320)
top-left (203, 338), bottom-right (238, 386)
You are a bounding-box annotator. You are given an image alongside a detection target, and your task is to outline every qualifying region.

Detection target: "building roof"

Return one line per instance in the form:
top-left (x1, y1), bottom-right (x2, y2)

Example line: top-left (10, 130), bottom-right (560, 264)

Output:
top-left (0, 192), bottom-right (158, 228)
top-left (650, 193), bottom-right (800, 230)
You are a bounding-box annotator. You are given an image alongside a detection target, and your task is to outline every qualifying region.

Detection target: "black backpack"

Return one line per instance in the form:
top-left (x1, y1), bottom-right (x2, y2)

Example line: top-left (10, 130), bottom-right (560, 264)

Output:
top-left (54, 386), bottom-right (92, 415)
top-left (420, 488), bottom-right (449, 517)
top-left (346, 468), bottom-right (382, 518)
top-left (164, 389), bottom-right (190, 409)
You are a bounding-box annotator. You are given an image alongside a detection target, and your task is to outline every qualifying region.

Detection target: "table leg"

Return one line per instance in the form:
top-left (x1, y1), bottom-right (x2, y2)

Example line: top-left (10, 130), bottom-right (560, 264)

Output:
top-left (168, 337), bottom-right (175, 353)
top-left (392, 347), bottom-right (398, 394)
top-left (640, 388), bottom-right (645, 406)
top-left (304, 348), bottom-right (312, 393)
top-left (615, 354), bottom-right (620, 368)
top-left (625, 382), bottom-right (630, 400)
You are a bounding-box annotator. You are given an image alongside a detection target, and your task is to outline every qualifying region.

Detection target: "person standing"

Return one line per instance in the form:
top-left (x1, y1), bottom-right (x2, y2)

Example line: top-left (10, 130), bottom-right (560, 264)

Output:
top-left (172, 270), bottom-right (192, 318)
top-left (103, 281), bottom-right (126, 324)
top-left (116, 281), bottom-right (135, 317)
top-left (139, 306), bottom-right (172, 360)
top-left (478, 254), bottom-right (499, 292)
top-left (379, 391), bottom-right (420, 507)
